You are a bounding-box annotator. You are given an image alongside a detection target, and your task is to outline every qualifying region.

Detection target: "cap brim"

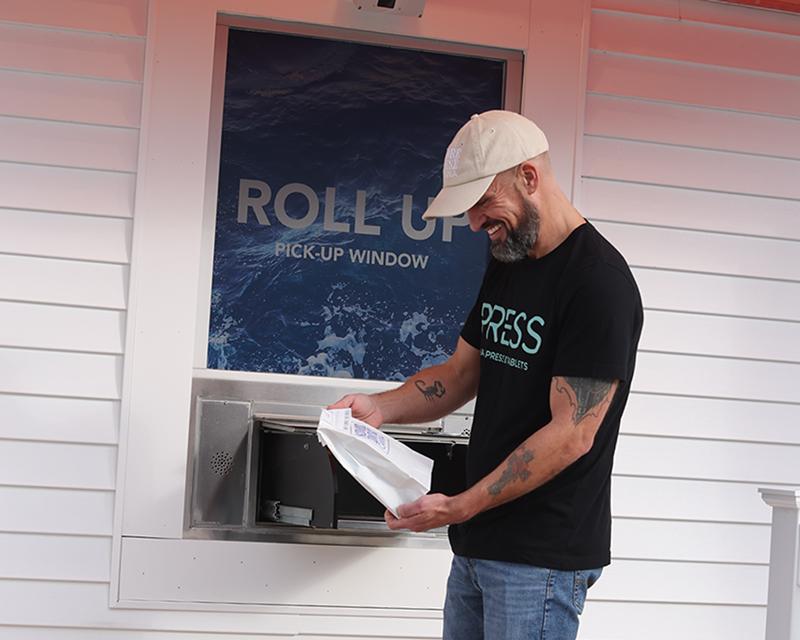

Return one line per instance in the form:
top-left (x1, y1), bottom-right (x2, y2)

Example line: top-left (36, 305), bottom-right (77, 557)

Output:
top-left (422, 175), bottom-right (496, 220)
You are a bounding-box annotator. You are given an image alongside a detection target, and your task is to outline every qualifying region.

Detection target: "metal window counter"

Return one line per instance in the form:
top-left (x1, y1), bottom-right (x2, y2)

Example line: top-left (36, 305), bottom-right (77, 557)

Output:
top-left (185, 372), bottom-right (472, 549)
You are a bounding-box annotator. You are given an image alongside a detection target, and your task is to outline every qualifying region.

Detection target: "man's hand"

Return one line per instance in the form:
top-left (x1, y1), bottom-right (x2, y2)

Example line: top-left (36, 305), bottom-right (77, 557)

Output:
top-left (327, 393), bottom-right (385, 429)
top-left (384, 493), bottom-right (472, 533)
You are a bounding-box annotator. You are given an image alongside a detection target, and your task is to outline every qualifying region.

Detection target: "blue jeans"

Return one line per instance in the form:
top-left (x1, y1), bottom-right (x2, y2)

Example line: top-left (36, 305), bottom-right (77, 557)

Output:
top-left (442, 556), bottom-right (602, 640)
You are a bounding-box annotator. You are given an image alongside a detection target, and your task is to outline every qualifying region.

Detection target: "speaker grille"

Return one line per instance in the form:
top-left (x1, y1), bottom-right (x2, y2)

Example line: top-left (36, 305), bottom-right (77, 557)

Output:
top-left (210, 451), bottom-right (234, 475)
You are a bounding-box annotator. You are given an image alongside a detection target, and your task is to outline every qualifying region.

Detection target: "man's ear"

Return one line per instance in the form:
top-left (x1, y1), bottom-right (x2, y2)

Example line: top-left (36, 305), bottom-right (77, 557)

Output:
top-left (518, 160), bottom-right (539, 195)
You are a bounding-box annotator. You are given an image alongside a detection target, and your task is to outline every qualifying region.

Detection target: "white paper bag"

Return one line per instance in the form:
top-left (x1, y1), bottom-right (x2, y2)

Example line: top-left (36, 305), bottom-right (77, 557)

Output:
top-left (317, 408), bottom-right (433, 518)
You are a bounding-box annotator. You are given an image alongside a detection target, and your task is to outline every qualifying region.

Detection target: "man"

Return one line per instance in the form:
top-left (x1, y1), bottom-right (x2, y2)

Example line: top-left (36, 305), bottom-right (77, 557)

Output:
top-left (330, 110), bottom-right (643, 640)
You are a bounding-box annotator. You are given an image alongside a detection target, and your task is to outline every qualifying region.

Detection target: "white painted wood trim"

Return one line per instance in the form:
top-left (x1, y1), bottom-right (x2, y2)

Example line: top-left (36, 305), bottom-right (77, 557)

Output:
top-left (761, 488), bottom-right (800, 511)
top-left (524, 0), bottom-right (592, 203)
top-left (760, 488), bottom-right (800, 640)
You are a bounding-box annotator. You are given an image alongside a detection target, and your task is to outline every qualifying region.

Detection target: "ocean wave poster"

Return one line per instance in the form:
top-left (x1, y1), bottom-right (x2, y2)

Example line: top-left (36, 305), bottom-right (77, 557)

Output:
top-left (207, 28), bottom-right (504, 381)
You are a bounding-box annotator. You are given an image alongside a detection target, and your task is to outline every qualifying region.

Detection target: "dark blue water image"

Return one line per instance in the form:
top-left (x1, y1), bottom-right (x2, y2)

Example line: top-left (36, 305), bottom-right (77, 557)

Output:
top-left (207, 28), bottom-right (504, 381)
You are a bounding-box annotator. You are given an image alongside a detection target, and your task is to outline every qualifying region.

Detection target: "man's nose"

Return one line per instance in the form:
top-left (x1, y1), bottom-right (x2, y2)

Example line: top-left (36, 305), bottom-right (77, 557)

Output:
top-left (467, 208), bottom-right (485, 232)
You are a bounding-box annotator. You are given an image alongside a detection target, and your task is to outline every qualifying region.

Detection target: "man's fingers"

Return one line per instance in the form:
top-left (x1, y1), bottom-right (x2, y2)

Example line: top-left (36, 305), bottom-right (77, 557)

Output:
top-left (395, 500), bottom-right (420, 519)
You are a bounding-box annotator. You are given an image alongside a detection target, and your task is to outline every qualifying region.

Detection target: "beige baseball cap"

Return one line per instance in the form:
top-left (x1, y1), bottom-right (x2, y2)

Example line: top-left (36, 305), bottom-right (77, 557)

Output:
top-left (422, 110), bottom-right (549, 220)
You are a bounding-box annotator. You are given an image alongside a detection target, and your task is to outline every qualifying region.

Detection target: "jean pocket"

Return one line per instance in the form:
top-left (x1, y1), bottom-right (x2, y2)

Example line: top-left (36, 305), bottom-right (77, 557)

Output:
top-left (573, 568), bottom-right (602, 614)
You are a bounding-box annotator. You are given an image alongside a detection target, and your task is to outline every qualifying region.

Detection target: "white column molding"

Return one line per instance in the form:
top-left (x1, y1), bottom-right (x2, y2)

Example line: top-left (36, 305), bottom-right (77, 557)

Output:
top-left (760, 487), bottom-right (800, 640)
top-left (523, 0), bottom-right (591, 205)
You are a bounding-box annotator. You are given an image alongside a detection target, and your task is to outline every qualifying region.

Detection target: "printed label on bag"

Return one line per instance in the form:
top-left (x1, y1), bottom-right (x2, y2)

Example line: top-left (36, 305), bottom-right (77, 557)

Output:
top-left (352, 420), bottom-right (390, 454)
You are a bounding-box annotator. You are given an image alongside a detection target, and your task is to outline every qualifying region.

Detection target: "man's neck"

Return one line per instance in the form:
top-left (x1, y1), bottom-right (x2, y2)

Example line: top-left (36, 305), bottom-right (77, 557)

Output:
top-left (527, 199), bottom-right (585, 260)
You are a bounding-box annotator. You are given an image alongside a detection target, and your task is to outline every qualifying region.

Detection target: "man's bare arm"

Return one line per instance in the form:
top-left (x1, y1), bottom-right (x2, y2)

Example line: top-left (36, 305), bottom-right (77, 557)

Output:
top-left (328, 337), bottom-right (481, 428)
top-left (385, 375), bottom-right (618, 532)
top-left (480, 376), bottom-right (615, 503)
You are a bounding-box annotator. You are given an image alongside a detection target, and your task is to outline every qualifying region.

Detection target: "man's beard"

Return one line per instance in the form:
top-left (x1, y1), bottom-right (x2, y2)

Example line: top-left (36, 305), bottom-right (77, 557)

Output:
top-left (490, 196), bottom-right (541, 263)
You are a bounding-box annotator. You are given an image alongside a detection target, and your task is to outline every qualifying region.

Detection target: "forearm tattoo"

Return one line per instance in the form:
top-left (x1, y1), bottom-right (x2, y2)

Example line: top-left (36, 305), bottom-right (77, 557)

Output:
top-left (557, 377), bottom-right (614, 425)
top-left (487, 444), bottom-right (535, 497)
top-left (415, 379), bottom-right (445, 402)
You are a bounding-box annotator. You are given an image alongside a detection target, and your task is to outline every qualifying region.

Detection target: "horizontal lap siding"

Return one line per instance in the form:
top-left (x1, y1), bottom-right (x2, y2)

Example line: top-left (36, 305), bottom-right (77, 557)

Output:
top-left (0, 161), bottom-right (137, 216)
top-left (0, 532), bottom-right (112, 582)
top-left (612, 475), bottom-right (774, 523)
top-left (0, 69), bottom-right (144, 127)
top-left (611, 518), bottom-right (771, 564)
top-left (0, 0), bottom-right (146, 637)
top-left (584, 94), bottom-right (800, 162)
top-left (0, 115), bottom-right (140, 172)
top-left (587, 52), bottom-right (800, 118)
top-left (581, 601), bottom-right (766, 640)
top-left (599, 220), bottom-right (799, 280)
top-left (0, 580), bottom-right (443, 638)
top-left (583, 1), bottom-right (800, 638)
top-left (0, 301), bottom-right (126, 353)
top-left (0, 395), bottom-right (119, 444)
top-left (640, 309), bottom-right (800, 362)
top-left (584, 137), bottom-right (800, 199)
top-left (0, 486), bottom-right (115, 536)
top-left (615, 435), bottom-right (800, 486)
top-left (0, 209), bottom-right (132, 262)
top-left (623, 393), bottom-right (800, 445)
top-left (0, 0), bottom-right (147, 36)
top-left (630, 267), bottom-right (800, 322)
top-left (0, 255), bottom-right (129, 309)
top-left (582, 179), bottom-right (800, 242)
top-left (0, 22), bottom-right (146, 82)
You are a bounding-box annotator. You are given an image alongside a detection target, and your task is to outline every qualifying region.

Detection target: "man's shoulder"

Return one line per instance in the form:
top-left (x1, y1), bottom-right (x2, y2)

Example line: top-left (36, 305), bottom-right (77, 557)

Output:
top-left (569, 223), bottom-right (636, 281)
top-left (573, 222), bottom-right (624, 259)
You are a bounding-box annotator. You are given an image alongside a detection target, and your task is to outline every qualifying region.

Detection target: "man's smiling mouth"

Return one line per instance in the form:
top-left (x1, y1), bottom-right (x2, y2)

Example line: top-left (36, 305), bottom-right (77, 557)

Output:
top-left (485, 222), bottom-right (504, 238)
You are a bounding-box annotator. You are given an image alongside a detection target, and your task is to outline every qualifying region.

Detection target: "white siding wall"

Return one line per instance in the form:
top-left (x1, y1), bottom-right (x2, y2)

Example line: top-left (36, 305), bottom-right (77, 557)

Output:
top-left (577, 0), bottom-right (800, 638)
top-left (0, 0), bottom-right (146, 636)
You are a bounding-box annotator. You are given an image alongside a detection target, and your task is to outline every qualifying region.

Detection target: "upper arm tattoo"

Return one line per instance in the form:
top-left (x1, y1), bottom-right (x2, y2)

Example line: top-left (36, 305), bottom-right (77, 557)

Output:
top-left (556, 377), bottom-right (615, 426)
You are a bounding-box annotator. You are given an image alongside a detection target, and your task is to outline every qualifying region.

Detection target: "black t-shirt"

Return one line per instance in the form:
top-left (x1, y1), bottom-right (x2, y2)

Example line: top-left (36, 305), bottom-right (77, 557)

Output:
top-left (451, 222), bottom-right (643, 570)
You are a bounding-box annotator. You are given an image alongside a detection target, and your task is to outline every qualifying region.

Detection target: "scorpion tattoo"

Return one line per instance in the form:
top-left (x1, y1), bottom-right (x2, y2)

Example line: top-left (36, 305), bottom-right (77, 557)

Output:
top-left (415, 379), bottom-right (445, 402)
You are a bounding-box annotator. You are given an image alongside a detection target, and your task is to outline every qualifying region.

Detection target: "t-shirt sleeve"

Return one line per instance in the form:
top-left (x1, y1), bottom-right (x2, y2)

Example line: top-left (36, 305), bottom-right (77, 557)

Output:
top-left (552, 263), bottom-right (642, 382)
